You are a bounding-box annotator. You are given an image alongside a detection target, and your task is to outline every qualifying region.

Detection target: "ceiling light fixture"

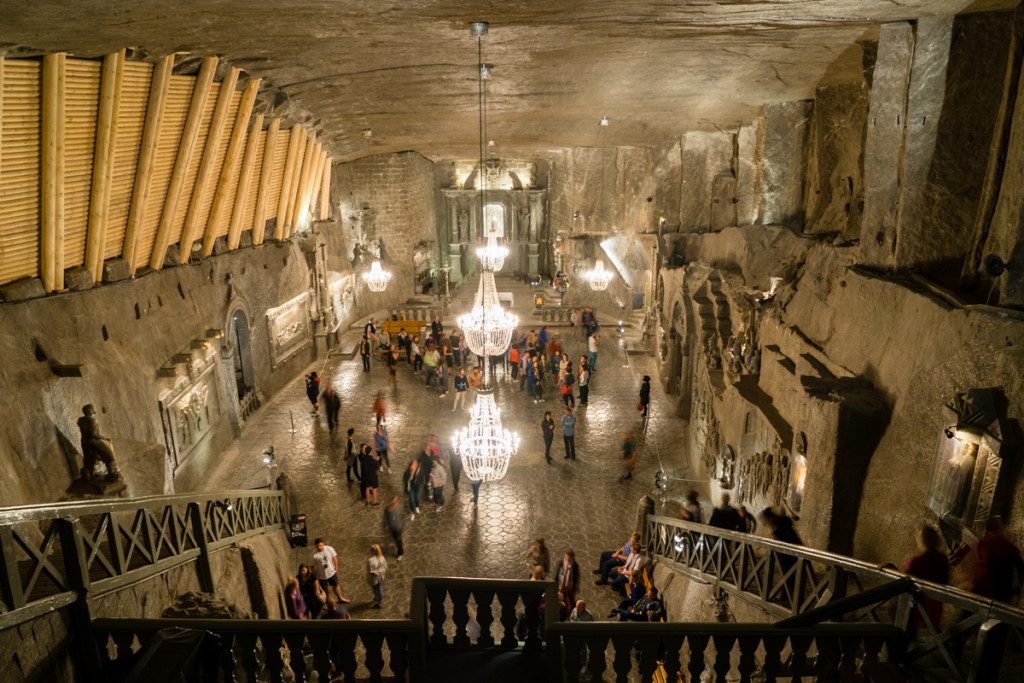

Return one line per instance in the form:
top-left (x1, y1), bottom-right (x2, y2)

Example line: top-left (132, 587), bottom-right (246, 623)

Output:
top-left (363, 259), bottom-right (392, 292)
top-left (584, 259), bottom-right (614, 291)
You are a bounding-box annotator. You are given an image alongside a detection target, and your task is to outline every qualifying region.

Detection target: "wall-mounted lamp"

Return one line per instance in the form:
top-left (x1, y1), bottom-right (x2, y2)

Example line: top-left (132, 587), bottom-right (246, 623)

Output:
top-left (214, 500), bottom-right (234, 512)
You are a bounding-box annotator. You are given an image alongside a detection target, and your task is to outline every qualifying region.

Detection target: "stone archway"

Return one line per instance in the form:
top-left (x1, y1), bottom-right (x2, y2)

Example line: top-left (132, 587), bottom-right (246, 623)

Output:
top-left (229, 309), bottom-right (255, 400)
top-left (224, 300), bottom-right (261, 426)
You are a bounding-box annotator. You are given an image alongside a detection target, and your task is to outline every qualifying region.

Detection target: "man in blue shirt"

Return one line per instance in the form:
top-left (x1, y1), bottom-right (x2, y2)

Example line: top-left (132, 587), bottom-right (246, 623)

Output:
top-left (561, 407), bottom-right (577, 460)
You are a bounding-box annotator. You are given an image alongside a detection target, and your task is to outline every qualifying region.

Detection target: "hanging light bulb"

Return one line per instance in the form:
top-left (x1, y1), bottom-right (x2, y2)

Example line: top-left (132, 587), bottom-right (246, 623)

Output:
top-left (453, 388), bottom-right (520, 482)
top-left (584, 259), bottom-right (614, 291)
top-left (363, 260), bottom-right (392, 292)
top-left (476, 230), bottom-right (509, 272)
top-left (458, 272), bottom-right (517, 356)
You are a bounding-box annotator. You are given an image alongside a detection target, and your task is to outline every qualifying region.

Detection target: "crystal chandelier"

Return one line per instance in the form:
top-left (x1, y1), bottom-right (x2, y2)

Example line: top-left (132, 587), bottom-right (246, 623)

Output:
top-left (476, 231), bottom-right (508, 272)
top-left (363, 260), bottom-right (391, 292)
top-left (458, 271), bottom-right (517, 356)
top-left (584, 259), bottom-right (614, 291)
top-left (452, 388), bottom-right (520, 482)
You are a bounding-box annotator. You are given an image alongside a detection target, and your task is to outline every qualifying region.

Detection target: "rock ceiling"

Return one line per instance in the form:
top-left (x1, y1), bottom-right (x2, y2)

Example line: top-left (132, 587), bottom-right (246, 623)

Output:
top-left (0, 0), bottom-right (1013, 161)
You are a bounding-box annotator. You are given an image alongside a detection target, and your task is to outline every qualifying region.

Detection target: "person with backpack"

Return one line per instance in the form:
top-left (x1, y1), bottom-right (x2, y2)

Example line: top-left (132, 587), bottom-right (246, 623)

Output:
top-left (429, 458), bottom-right (448, 511)
top-left (561, 366), bottom-right (576, 408)
top-left (453, 368), bottom-right (469, 412)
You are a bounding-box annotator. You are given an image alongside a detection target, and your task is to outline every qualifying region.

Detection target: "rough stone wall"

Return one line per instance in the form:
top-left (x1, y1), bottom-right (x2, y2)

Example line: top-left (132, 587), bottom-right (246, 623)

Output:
top-left (679, 132), bottom-right (734, 233)
top-left (0, 240), bottom-right (318, 504)
top-left (756, 101), bottom-right (811, 228)
top-left (333, 152), bottom-right (437, 306)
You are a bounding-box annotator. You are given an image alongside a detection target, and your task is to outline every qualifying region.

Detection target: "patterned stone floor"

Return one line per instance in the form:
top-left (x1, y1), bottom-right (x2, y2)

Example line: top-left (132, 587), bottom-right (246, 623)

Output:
top-left (203, 276), bottom-right (691, 620)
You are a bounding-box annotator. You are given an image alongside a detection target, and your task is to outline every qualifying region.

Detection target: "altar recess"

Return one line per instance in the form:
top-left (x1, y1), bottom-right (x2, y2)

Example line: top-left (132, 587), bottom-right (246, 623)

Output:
top-left (441, 159), bottom-right (549, 285)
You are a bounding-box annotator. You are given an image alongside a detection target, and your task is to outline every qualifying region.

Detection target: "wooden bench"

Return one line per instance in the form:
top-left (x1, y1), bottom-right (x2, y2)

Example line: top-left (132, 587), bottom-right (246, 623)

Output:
top-left (378, 319), bottom-right (426, 337)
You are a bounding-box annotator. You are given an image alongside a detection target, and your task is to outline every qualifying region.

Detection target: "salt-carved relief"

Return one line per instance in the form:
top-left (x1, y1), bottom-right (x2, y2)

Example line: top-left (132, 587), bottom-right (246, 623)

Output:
top-left (328, 274), bottom-right (356, 333)
top-left (267, 293), bottom-right (311, 367)
top-left (160, 352), bottom-right (222, 470)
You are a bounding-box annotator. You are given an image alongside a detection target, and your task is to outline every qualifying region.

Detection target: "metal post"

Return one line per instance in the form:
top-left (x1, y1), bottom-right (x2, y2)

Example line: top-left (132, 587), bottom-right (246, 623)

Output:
top-left (187, 502), bottom-right (216, 593)
top-left (968, 618), bottom-right (1009, 683)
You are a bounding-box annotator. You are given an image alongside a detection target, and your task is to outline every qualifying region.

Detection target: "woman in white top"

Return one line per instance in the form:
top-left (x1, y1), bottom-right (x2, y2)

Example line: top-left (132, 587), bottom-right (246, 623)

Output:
top-left (367, 544), bottom-right (388, 608)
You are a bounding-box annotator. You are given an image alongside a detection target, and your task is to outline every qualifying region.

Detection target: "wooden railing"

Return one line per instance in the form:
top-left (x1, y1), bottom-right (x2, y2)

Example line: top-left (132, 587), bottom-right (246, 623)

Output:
top-left (548, 621), bottom-right (901, 683)
top-left (645, 514), bottom-right (1024, 682)
top-left (0, 490), bottom-right (286, 630)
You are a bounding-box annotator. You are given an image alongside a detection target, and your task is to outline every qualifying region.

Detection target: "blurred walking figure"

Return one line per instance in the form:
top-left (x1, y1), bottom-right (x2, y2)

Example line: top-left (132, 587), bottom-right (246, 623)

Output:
top-left (305, 371), bottom-right (321, 414)
top-left (322, 383), bottom-right (340, 432)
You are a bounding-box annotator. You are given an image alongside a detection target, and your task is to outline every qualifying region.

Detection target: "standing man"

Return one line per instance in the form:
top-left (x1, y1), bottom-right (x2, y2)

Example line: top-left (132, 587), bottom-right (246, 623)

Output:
top-left (578, 361), bottom-right (590, 406)
top-left (312, 538), bottom-right (349, 604)
top-left (359, 334), bottom-right (372, 372)
top-left (322, 383), bottom-right (341, 432)
top-left (638, 375), bottom-right (651, 418)
top-left (384, 497), bottom-right (406, 562)
top-left (541, 411), bottom-right (556, 465)
top-left (373, 422), bottom-right (391, 474)
top-left (448, 445), bottom-right (463, 492)
top-left (538, 326), bottom-right (550, 355)
top-left (709, 493), bottom-right (744, 531)
top-left (588, 331), bottom-right (600, 373)
top-left (423, 343), bottom-right (440, 387)
top-left (453, 367), bottom-right (469, 411)
top-left (345, 428), bottom-right (360, 486)
top-left (561, 407), bottom-right (577, 461)
top-left (364, 318), bottom-right (377, 342)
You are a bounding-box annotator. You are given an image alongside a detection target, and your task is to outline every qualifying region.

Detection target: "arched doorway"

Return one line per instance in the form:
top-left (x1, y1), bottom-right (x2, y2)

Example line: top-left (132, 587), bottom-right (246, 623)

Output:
top-left (229, 310), bottom-right (256, 402)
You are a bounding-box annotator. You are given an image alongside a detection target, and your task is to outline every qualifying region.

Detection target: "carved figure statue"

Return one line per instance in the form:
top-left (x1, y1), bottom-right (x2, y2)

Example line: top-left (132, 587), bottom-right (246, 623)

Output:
top-left (519, 207), bottom-right (531, 238)
top-left (77, 404), bottom-right (120, 480)
top-left (458, 210), bottom-right (469, 241)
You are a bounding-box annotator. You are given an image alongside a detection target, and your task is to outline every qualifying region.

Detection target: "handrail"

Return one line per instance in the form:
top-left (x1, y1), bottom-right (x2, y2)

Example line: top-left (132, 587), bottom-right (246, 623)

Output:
top-left (92, 616), bottom-right (420, 634)
top-left (646, 514), bottom-right (1024, 681)
top-left (0, 489), bottom-right (286, 632)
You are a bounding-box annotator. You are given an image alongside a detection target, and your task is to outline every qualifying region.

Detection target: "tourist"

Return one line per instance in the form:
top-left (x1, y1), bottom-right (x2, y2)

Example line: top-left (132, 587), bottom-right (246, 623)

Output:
top-left (359, 334), bottom-right (372, 372)
top-left (681, 490), bottom-right (704, 523)
top-left (366, 544), bottom-right (388, 608)
top-left (297, 563), bottom-right (325, 618)
top-left (509, 345), bottom-right (520, 380)
top-left (554, 549), bottom-right (581, 620)
top-left (373, 423), bottom-right (391, 474)
top-left (541, 411), bottom-right (555, 464)
top-left (311, 538), bottom-right (348, 604)
top-left (760, 507), bottom-right (803, 573)
top-left (397, 327), bottom-right (410, 363)
top-left (577, 361), bottom-right (590, 406)
top-left (970, 516), bottom-right (1024, 603)
top-left (449, 330), bottom-right (462, 367)
top-left (608, 572), bottom-right (645, 618)
top-left (429, 456), bottom-right (448, 511)
top-left (902, 524), bottom-right (949, 635)
top-left (320, 597), bottom-right (350, 620)
top-left (438, 362), bottom-right (450, 397)
top-left (609, 551), bottom-right (645, 595)
top-left (453, 367), bottom-right (469, 411)
top-left (570, 599), bottom-right (593, 622)
top-left (614, 587), bottom-right (664, 622)
top-left (468, 365), bottom-right (483, 391)
top-left (470, 478), bottom-right (482, 506)
top-left (411, 336), bottom-right (423, 373)
top-left (618, 431), bottom-right (637, 481)
top-left (403, 458), bottom-right (424, 518)
top-left (322, 382), bottom-right (341, 432)
top-left (423, 343), bottom-right (440, 386)
top-left (550, 349), bottom-right (561, 376)
top-left (570, 308), bottom-right (581, 329)
top-left (561, 365), bottom-right (575, 408)
top-left (431, 313), bottom-right (444, 343)
top-left (305, 371), bottom-right (321, 414)
top-left (344, 428), bottom-right (360, 486)
top-left (539, 326), bottom-right (550, 355)
top-left (638, 375), bottom-right (651, 418)
top-left (534, 358), bottom-right (546, 403)
top-left (527, 537), bottom-right (551, 578)
top-left (527, 328), bottom-right (539, 351)
top-left (372, 392), bottom-right (387, 426)
top-left (581, 307), bottom-right (594, 340)
top-left (364, 317), bottom-right (377, 342)
top-left (448, 446), bottom-right (462, 492)
top-left (738, 505), bottom-right (757, 533)
top-left (387, 347), bottom-right (399, 384)
top-left (561, 407), bottom-right (577, 460)
top-left (709, 493), bottom-right (744, 532)
top-left (525, 356), bottom-right (536, 398)
top-left (595, 532), bottom-right (638, 585)
top-left (443, 343), bottom-right (454, 370)
top-left (359, 444), bottom-right (381, 506)
top-left (285, 577), bottom-right (308, 619)
top-left (377, 329), bottom-right (391, 362)
top-left (588, 330), bottom-right (599, 371)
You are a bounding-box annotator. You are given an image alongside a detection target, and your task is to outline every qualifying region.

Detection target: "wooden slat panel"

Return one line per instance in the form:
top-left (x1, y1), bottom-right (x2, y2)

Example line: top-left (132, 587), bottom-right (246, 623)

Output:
top-left (134, 74), bottom-right (191, 267)
top-left (166, 81), bottom-right (218, 251)
top-left (62, 58), bottom-right (101, 270)
top-left (85, 50), bottom-right (125, 280)
top-left (290, 137), bottom-right (317, 231)
top-left (263, 130), bottom-right (288, 234)
top-left (228, 113), bottom-right (263, 248)
top-left (306, 146), bottom-right (325, 220)
top-left (105, 61), bottom-right (152, 259)
top-left (0, 59), bottom-right (41, 285)
top-left (251, 118), bottom-right (279, 245)
top-left (242, 128), bottom-right (265, 231)
top-left (282, 127), bottom-right (307, 237)
top-left (195, 90), bottom-right (241, 236)
top-left (41, 53), bottom-right (66, 292)
top-left (123, 54), bottom-right (174, 272)
top-left (320, 156), bottom-right (331, 220)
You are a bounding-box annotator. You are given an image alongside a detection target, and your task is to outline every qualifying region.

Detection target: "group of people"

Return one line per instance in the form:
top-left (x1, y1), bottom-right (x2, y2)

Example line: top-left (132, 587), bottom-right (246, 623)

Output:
top-left (285, 538), bottom-right (391, 616)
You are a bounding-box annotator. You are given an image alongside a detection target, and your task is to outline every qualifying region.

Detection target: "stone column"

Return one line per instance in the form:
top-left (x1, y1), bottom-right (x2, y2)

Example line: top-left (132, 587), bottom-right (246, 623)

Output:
top-left (758, 101), bottom-right (811, 227)
top-left (528, 192), bottom-right (545, 278)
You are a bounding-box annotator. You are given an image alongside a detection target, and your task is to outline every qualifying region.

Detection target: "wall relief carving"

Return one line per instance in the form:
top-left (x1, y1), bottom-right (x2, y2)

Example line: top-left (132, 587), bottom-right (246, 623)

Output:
top-left (266, 293), bottom-right (311, 367)
top-left (159, 351), bottom-right (223, 470)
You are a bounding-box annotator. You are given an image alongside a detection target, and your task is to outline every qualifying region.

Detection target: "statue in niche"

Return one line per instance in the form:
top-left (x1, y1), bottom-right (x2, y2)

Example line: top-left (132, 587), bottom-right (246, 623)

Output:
top-left (743, 343), bottom-right (761, 376)
top-left (519, 206), bottom-right (531, 239)
top-left (719, 445), bottom-right (736, 489)
top-left (77, 404), bottom-right (120, 481)
top-left (457, 210), bottom-right (469, 242)
top-left (705, 337), bottom-right (721, 370)
top-left (376, 238), bottom-right (387, 261)
top-left (726, 335), bottom-right (743, 376)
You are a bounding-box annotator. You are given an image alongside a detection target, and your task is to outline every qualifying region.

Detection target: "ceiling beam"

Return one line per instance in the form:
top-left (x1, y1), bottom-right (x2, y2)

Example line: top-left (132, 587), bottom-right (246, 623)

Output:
top-left (227, 112), bottom-right (263, 249)
top-left (122, 53), bottom-right (174, 274)
top-left (290, 135), bottom-right (317, 232)
top-left (85, 50), bottom-right (125, 282)
top-left (178, 66), bottom-right (239, 262)
top-left (307, 147), bottom-right (326, 220)
top-left (149, 55), bottom-right (217, 270)
top-left (41, 52), bottom-right (66, 292)
top-left (319, 156), bottom-right (332, 220)
top-left (274, 124), bottom-right (302, 240)
top-left (251, 117), bottom-right (280, 246)
top-left (202, 77), bottom-right (260, 255)
top-left (283, 127), bottom-right (309, 237)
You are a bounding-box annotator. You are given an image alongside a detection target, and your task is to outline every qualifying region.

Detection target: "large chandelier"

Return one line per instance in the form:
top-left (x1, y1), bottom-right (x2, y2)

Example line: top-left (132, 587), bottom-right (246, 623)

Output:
top-left (458, 271), bottom-right (517, 356)
top-left (476, 231), bottom-right (508, 272)
top-left (584, 259), bottom-right (614, 291)
top-left (453, 388), bottom-right (520, 482)
top-left (363, 260), bottom-right (391, 292)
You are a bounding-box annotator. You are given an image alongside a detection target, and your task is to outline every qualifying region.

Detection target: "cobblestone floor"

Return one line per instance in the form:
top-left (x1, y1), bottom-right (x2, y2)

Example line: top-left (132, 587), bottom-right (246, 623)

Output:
top-left (203, 276), bottom-right (691, 620)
